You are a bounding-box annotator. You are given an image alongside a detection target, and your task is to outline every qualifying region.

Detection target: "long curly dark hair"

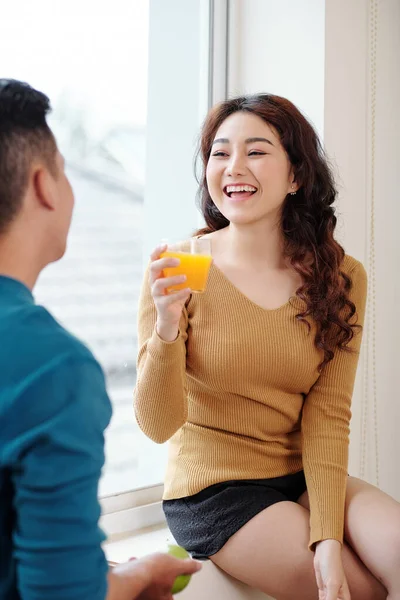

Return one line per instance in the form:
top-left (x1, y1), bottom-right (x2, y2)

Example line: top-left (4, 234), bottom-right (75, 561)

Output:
top-left (195, 93), bottom-right (360, 370)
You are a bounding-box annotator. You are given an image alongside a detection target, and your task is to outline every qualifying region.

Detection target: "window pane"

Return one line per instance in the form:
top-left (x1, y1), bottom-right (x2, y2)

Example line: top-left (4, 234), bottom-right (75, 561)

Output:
top-left (0, 0), bottom-right (158, 496)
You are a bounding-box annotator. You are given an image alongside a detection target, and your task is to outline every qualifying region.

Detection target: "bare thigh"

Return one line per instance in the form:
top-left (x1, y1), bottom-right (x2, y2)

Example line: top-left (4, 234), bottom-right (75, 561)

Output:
top-left (299, 476), bottom-right (400, 595)
top-left (210, 501), bottom-right (386, 600)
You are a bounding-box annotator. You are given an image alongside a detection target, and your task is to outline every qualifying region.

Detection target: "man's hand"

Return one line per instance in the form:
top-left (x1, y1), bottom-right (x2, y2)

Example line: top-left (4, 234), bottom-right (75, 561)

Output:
top-left (107, 552), bottom-right (201, 600)
top-left (136, 552), bottom-right (201, 600)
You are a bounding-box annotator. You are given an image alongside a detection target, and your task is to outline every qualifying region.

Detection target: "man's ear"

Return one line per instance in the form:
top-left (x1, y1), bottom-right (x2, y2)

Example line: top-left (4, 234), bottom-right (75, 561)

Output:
top-left (32, 165), bottom-right (57, 211)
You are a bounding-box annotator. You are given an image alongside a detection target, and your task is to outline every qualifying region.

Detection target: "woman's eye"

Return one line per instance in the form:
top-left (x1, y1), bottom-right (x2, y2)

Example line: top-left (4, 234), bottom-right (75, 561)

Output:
top-left (249, 151), bottom-right (266, 156)
top-left (212, 151), bottom-right (228, 157)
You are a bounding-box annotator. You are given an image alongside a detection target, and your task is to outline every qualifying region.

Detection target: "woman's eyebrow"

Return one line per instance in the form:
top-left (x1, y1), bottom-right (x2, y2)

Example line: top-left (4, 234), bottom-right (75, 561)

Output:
top-left (212, 136), bottom-right (274, 146)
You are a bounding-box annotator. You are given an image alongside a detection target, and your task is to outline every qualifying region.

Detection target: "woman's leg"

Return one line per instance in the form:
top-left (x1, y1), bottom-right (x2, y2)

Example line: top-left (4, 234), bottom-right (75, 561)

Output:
top-left (210, 500), bottom-right (386, 600)
top-left (299, 476), bottom-right (400, 599)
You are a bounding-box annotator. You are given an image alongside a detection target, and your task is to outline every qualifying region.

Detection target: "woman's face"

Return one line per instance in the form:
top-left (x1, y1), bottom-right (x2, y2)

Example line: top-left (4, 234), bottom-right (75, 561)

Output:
top-left (206, 111), bottom-right (298, 226)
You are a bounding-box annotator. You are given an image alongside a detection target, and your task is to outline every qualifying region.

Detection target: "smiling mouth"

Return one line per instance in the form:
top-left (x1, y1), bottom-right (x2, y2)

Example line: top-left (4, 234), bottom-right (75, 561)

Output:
top-left (223, 184), bottom-right (258, 199)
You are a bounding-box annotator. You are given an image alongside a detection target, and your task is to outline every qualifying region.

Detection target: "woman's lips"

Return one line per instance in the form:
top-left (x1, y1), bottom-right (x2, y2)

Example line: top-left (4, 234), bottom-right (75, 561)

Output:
top-left (224, 190), bottom-right (256, 202)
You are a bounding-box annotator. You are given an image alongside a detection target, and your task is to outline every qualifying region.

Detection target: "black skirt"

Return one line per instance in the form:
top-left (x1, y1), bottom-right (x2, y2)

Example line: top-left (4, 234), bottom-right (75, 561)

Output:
top-left (163, 470), bottom-right (307, 559)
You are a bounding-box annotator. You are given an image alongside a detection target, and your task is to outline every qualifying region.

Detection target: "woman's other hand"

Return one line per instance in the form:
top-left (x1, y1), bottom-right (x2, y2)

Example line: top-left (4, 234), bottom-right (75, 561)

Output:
top-left (314, 539), bottom-right (351, 600)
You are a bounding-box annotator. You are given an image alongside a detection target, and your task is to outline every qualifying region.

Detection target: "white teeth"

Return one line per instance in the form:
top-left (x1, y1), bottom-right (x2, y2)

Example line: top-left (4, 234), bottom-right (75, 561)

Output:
top-left (226, 185), bottom-right (257, 193)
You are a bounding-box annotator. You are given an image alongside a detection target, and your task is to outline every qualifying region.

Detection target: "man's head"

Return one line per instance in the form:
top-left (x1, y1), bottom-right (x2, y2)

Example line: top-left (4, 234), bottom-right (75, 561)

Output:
top-left (0, 79), bottom-right (74, 263)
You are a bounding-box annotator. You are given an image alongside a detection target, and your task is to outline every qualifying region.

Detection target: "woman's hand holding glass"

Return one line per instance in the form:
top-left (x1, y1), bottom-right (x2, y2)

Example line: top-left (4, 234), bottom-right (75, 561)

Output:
top-left (149, 244), bottom-right (191, 342)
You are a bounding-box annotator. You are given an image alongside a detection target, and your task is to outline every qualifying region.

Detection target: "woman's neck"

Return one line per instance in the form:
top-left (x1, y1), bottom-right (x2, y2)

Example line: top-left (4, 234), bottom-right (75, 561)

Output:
top-left (219, 221), bottom-right (286, 270)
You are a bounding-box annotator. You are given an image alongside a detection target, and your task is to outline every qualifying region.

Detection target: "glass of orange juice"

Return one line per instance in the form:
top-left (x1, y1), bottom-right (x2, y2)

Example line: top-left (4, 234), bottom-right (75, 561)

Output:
top-left (161, 238), bottom-right (212, 293)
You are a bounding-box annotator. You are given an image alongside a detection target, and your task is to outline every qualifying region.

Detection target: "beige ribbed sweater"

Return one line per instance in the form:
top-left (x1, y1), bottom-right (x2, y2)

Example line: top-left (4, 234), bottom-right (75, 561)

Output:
top-left (134, 253), bottom-right (367, 549)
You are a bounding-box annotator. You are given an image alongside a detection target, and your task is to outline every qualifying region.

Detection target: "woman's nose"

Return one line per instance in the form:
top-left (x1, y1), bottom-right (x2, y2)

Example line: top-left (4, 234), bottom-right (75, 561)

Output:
top-left (226, 153), bottom-right (246, 177)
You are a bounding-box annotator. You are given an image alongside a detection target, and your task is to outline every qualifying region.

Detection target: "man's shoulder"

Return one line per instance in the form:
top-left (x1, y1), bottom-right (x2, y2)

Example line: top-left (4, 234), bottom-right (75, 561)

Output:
top-left (0, 302), bottom-right (106, 403)
top-left (19, 303), bottom-right (98, 368)
top-left (0, 304), bottom-right (111, 455)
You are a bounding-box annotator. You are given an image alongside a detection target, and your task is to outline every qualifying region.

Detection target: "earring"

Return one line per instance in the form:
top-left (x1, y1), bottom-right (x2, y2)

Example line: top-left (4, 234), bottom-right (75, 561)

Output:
top-left (290, 185), bottom-right (297, 196)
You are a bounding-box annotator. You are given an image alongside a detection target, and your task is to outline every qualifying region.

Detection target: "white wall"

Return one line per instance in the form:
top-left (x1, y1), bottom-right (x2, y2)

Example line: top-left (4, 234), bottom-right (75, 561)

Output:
top-left (228, 0), bottom-right (325, 138)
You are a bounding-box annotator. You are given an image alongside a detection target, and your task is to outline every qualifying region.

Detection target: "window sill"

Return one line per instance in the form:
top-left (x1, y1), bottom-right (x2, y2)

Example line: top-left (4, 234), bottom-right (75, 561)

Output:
top-left (103, 521), bottom-right (173, 563)
top-left (100, 484), bottom-right (165, 539)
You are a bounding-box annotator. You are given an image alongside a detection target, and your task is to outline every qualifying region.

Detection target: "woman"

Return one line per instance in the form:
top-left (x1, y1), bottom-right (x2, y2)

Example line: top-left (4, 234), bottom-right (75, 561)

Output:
top-left (134, 94), bottom-right (400, 600)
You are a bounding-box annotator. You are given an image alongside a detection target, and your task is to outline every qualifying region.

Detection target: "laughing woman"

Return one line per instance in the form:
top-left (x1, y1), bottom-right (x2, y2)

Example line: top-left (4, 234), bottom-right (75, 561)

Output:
top-left (134, 94), bottom-right (400, 600)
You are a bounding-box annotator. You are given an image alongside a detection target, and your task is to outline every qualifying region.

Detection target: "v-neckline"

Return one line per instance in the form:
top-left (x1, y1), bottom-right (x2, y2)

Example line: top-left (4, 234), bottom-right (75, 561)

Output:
top-left (210, 261), bottom-right (302, 314)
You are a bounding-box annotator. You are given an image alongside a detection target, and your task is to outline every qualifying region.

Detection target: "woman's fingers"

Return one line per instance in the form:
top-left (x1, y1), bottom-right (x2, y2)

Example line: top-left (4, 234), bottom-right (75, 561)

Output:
top-left (158, 288), bottom-right (191, 305)
top-left (150, 243), bottom-right (168, 262)
top-left (314, 561), bottom-right (324, 592)
top-left (325, 583), bottom-right (341, 600)
top-left (152, 275), bottom-right (187, 296)
top-left (149, 257), bottom-right (180, 284)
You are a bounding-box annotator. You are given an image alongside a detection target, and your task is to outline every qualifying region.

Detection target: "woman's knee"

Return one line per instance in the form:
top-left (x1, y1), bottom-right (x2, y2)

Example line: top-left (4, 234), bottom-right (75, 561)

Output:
top-left (378, 525), bottom-right (400, 593)
top-left (344, 476), bottom-right (400, 593)
top-left (342, 543), bottom-right (387, 600)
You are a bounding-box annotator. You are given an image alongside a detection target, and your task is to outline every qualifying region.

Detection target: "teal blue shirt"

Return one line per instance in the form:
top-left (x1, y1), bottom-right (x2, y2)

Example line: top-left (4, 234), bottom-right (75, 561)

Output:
top-left (0, 276), bottom-right (112, 600)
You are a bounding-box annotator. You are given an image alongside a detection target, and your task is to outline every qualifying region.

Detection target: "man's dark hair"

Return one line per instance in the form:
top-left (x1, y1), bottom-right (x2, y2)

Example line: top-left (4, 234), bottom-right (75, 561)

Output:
top-left (0, 79), bottom-right (58, 233)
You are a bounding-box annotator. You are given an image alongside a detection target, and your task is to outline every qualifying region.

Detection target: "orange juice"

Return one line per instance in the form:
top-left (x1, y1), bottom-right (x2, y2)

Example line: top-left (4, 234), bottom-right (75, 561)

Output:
top-left (161, 251), bottom-right (212, 293)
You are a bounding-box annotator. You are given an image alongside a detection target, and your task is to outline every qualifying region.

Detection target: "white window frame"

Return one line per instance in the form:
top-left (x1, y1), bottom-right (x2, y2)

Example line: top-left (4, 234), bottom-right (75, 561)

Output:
top-left (101, 0), bottom-right (228, 538)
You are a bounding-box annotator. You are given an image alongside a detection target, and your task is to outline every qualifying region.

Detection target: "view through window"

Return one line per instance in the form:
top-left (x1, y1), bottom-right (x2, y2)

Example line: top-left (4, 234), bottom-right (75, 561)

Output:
top-left (0, 0), bottom-right (165, 496)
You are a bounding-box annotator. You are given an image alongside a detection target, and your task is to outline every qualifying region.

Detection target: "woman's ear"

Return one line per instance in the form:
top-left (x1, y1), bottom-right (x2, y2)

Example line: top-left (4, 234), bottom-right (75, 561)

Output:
top-left (288, 180), bottom-right (300, 195)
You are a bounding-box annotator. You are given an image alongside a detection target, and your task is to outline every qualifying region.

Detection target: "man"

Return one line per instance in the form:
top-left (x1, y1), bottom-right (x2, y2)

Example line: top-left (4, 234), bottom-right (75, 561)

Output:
top-left (0, 79), bottom-right (200, 600)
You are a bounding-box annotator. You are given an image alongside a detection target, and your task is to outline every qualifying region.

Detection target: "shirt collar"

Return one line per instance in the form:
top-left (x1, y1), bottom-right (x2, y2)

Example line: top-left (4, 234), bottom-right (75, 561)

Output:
top-left (0, 275), bottom-right (34, 306)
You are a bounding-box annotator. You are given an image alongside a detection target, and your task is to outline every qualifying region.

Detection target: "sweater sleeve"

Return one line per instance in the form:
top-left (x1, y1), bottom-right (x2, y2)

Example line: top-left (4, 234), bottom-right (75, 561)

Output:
top-left (10, 356), bottom-right (112, 600)
top-left (301, 261), bottom-right (368, 550)
top-left (133, 265), bottom-right (189, 443)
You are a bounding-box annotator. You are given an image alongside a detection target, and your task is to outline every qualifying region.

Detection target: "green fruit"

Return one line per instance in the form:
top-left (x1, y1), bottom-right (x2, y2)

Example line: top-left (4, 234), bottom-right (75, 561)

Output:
top-left (167, 543), bottom-right (192, 594)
